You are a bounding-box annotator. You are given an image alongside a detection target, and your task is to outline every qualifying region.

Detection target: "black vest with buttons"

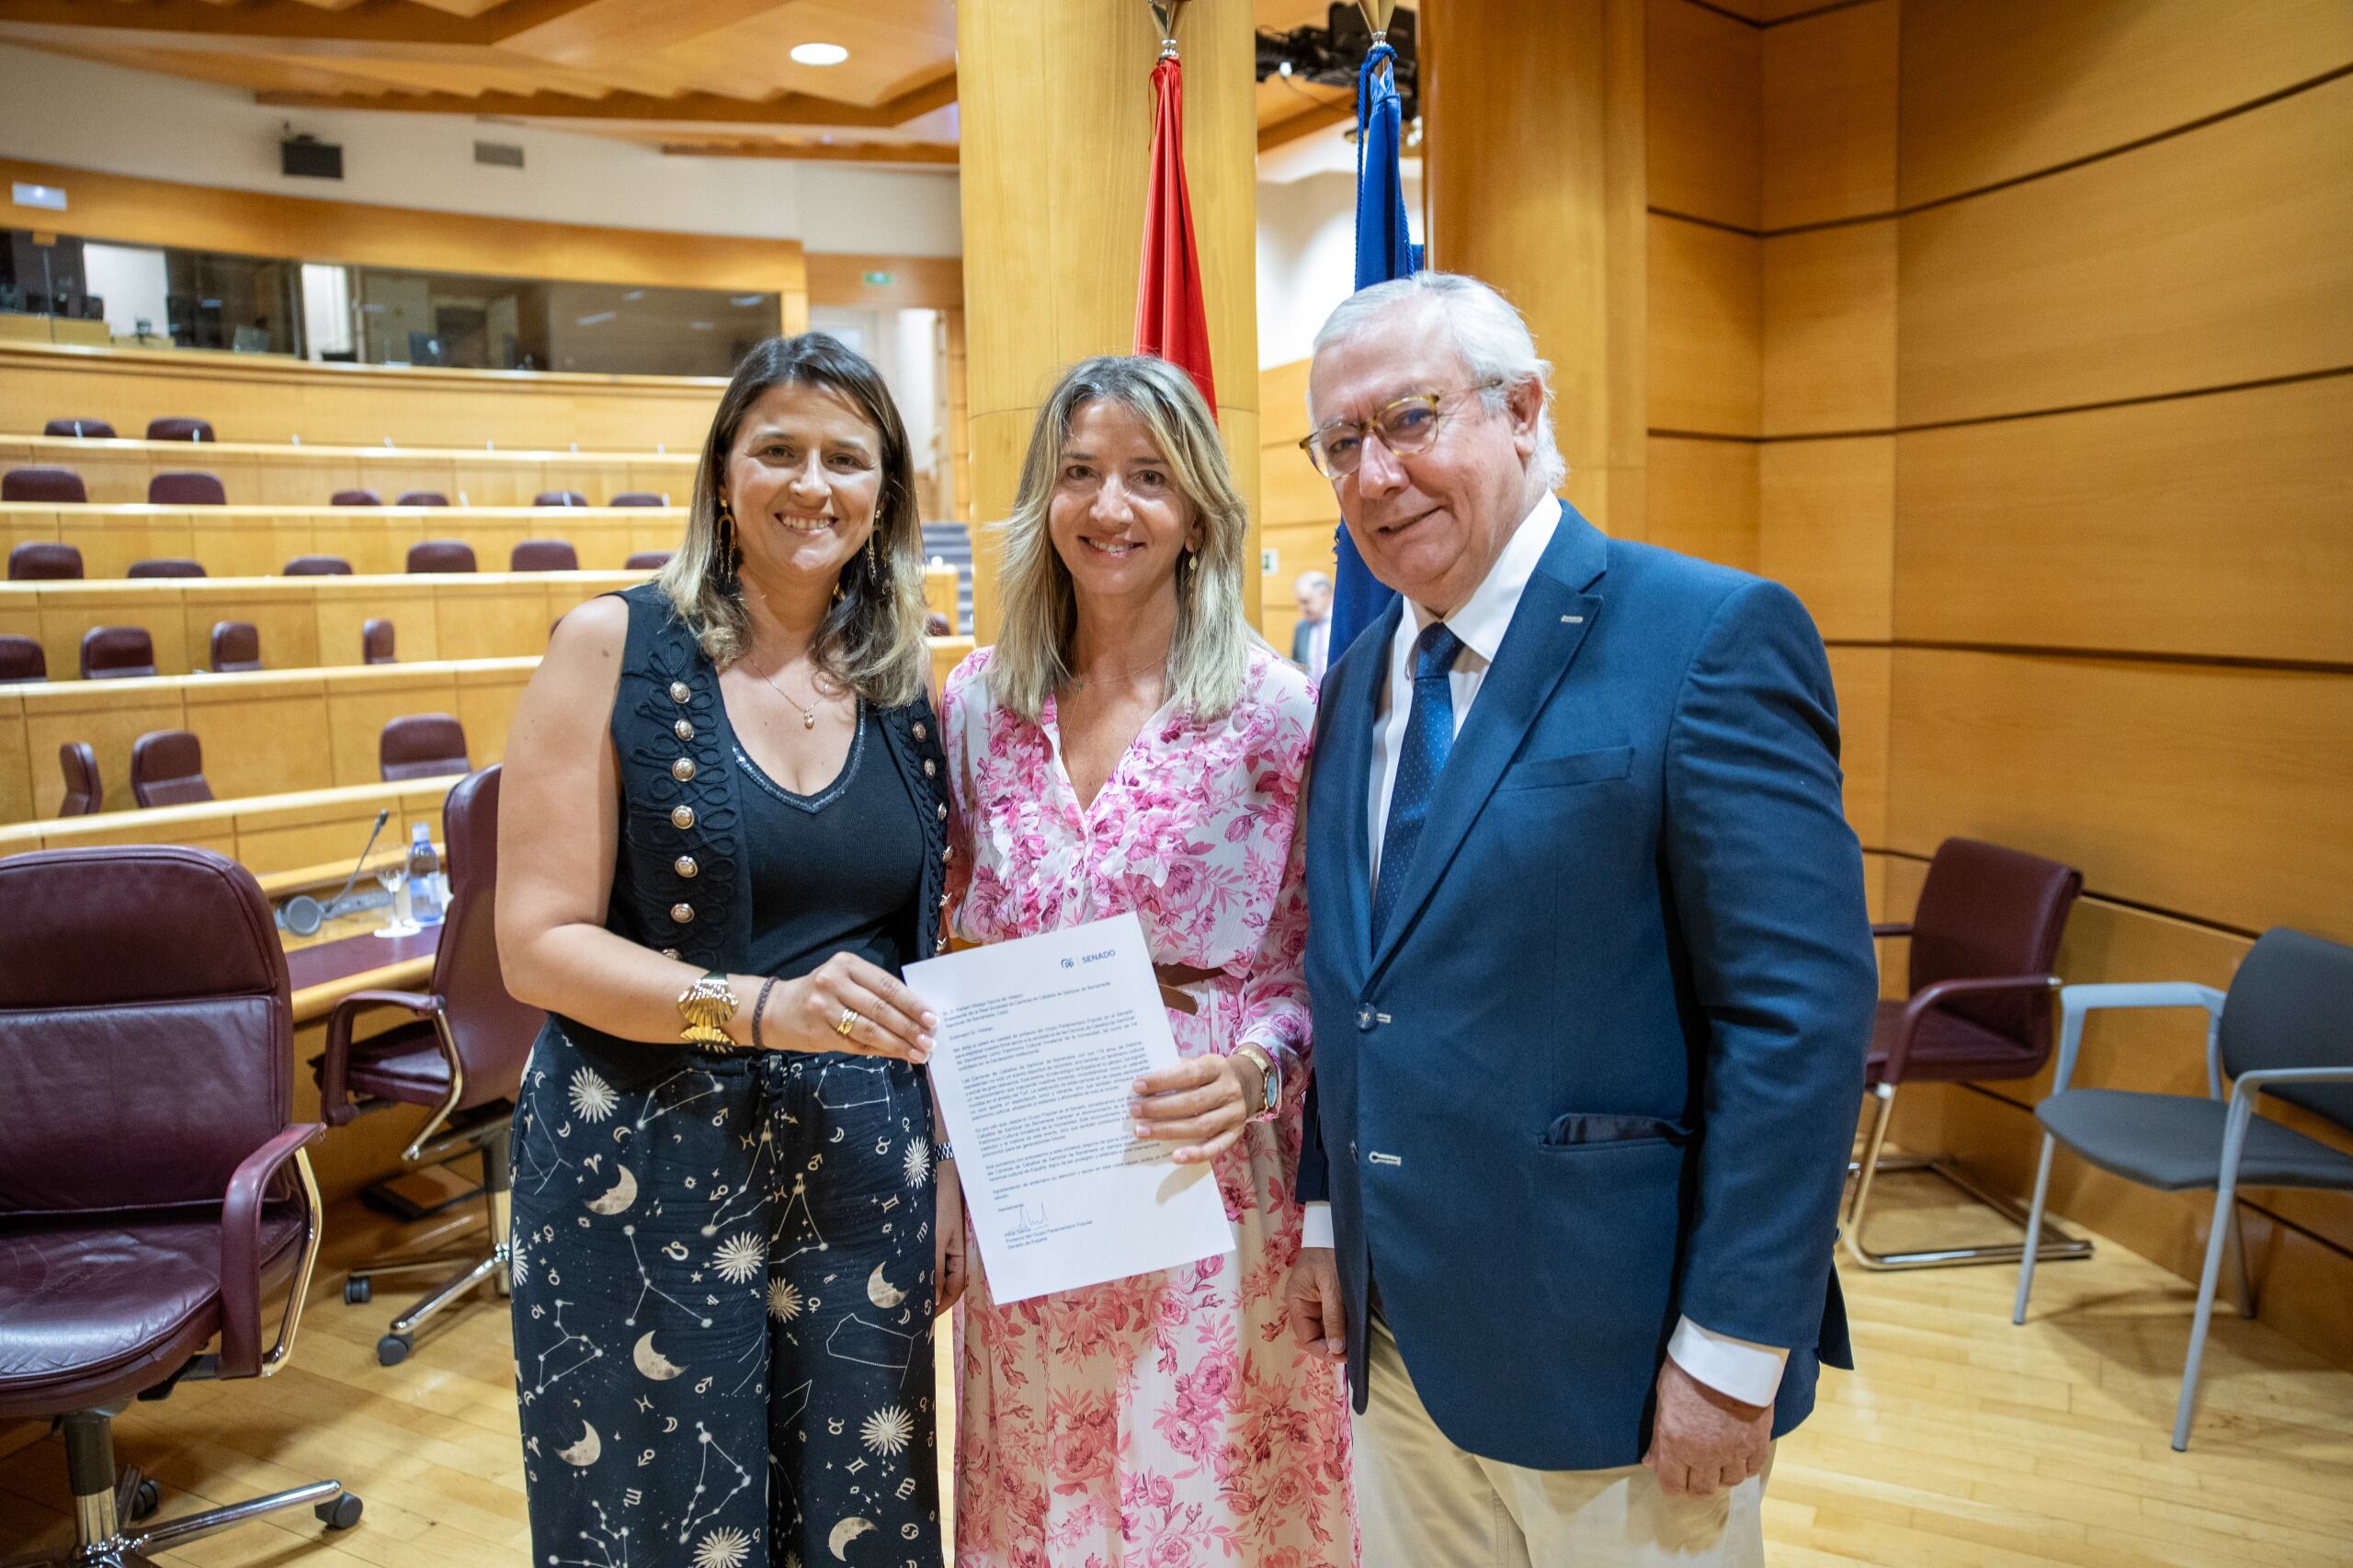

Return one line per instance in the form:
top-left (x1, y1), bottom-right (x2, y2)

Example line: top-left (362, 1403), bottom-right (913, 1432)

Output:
top-left (569, 583), bottom-right (951, 1046)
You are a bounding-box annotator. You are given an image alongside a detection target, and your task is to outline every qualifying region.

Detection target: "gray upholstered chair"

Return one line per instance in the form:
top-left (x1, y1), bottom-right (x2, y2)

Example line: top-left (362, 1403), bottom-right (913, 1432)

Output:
top-left (2015, 927), bottom-right (2353, 1449)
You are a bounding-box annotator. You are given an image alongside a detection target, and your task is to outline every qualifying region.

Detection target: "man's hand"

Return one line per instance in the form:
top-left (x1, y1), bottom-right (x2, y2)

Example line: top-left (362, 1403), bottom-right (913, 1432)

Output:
top-left (1642, 1356), bottom-right (1771, 1496)
top-left (1285, 1244), bottom-right (1348, 1361)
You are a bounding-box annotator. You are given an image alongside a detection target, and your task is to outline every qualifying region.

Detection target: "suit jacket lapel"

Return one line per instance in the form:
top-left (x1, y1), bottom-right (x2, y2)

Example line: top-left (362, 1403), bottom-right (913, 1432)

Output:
top-left (1368, 505), bottom-right (1608, 981)
top-left (1319, 594), bottom-right (1399, 983)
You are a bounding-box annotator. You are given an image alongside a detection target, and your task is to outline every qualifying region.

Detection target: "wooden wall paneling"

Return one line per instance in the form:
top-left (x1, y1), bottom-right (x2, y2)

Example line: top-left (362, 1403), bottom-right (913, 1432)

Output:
top-left (1760, 0), bottom-right (1899, 230)
top-left (50, 509), bottom-right (193, 581)
top-left (1, 159), bottom-right (808, 302)
top-left (183, 673), bottom-right (336, 802)
top-left (1645, 0), bottom-right (1761, 230)
top-left (451, 662), bottom-right (532, 773)
top-left (1894, 376), bottom-right (2353, 665)
top-left (1898, 0), bottom-right (2353, 208)
top-left (1758, 434), bottom-right (1893, 642)
top-left (1885, 648), bottom-right (2353, 942)
top-left (229, 787), bottom-right (438, 879)
top-left (432, 578), bottom-right (557, 662)
top-left (1761, 219), bottom-right (1896, 435)
top-left (1826, 642), bottom-right (1890, 846)
top-left (1644, 435), bottom-right (1759, 572)
top-left (803, 255), bottom-right (966, 312)
top-left (927, 637), bottom-right (977, 699)
top-left (188, 507), bottom-right (312, 578)
top-left (325, 579), bottom-right (443, 666)
top-left (1897, 74), bottom-right (2353, 426)
top-left (17, 678), bottom-right (185, 822)
top-left (0, 692), bottom-right (29, 825)
top-left (1647, 215), bottom-right (1761, 436)
top-left (359, 455), bottom-right (462, 506)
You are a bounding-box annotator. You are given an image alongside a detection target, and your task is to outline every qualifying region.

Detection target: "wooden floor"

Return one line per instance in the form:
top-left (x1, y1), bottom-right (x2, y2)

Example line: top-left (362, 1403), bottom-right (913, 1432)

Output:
top-left (4, 1176), bottom-right (2350, 1567)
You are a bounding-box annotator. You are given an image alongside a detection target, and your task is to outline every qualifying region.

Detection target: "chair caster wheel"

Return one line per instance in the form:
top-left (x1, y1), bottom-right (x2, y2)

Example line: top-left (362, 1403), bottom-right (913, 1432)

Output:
top-left (344, 1278), bottom-right (372, 1305)
top-left (316, 1494), bottom-right (364, 1531)
top-left (376, 1334), bottom-right (411, 1367)
top-left (130, 1478), bottom-right (161, 1521)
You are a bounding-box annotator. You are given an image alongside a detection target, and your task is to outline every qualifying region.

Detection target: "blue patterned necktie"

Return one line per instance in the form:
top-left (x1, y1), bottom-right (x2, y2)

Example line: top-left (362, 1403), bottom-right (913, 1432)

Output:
top-left (1372, 621), bottom-right (1464, 944)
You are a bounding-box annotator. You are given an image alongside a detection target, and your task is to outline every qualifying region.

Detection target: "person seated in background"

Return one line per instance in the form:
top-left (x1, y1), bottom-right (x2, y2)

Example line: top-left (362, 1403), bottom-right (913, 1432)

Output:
top-left (495, 332), bottom-right (964, 1568)
top-left (1291, 567), bottom-right (1335, 678)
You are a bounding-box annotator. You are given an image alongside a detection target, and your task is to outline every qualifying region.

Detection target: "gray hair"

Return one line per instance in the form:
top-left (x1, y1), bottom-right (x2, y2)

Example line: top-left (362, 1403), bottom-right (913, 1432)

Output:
top-left (1310, 271), bottom-right (1569, 490)
top-left (989, 356), bottom-right (1259, 725)
top-left (1293, 570), bottom-right (1332, 595)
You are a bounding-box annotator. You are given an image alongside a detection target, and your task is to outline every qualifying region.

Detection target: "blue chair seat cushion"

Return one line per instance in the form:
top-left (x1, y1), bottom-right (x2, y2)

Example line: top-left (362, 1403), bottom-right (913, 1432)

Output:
top-left (2037, 1089), bottom-right (2353, 1192)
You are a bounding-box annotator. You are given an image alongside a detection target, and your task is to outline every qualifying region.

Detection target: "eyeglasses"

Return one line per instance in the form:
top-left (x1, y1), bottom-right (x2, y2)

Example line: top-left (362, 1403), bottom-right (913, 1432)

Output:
top-left (1297, 380), bottom-right (1505, 479)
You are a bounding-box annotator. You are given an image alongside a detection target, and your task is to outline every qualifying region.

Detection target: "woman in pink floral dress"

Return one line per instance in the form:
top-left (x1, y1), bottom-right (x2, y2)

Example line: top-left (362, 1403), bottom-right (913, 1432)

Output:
top-left (941, 356), bottom-right (1354, 1568)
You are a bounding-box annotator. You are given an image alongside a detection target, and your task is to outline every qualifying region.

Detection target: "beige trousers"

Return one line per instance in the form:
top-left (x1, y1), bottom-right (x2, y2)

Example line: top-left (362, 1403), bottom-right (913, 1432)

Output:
top-left (1355, 1314), bottom-right (1769, 1568)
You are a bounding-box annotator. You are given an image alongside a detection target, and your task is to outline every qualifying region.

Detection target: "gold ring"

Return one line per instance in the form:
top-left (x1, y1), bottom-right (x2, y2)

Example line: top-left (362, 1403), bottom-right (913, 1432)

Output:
top-left (835, 1006), bottom-right (859, 1038)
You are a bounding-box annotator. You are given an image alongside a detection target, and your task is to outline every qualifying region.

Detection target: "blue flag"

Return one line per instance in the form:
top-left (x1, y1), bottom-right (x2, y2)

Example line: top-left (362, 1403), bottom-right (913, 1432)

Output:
top-left (1326, 39), bottom-right (1420, 655)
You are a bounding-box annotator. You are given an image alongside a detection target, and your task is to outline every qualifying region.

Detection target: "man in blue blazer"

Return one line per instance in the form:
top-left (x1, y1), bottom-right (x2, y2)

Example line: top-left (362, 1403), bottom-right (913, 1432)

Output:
top-left (1285, 273), bottom-right (1875, 1566)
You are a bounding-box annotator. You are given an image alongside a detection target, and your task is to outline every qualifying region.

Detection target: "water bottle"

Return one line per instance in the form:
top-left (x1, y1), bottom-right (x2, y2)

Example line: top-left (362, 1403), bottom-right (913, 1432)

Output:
top-left (406, 822), bottom-right (443, 926)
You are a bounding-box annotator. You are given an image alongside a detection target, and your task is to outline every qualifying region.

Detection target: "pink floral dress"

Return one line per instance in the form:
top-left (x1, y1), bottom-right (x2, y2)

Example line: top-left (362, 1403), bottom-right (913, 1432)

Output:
top-left (942, 643), bottom-right (1355, 1568)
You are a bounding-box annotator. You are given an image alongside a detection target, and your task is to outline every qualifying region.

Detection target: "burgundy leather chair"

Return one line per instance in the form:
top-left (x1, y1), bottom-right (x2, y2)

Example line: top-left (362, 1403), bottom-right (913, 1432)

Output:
top-left (210, 619), bottom-right (262, 673)
top-left (362, 618), bottom-right (396, 665)
top-left (625, 550), bottom-right (673, 571)
top-left (147, 472), bottom-right (226, 506)
top-left (318, 767), bottom-right (541, 1364)
top-left (42, 417), bottom-right (116, 438)
top-left (81, 627), bottom-right (157, 680)
top-left (405, 540), bottom-right (476, 574)
top-left (131, 729), bottom-right (212, 807)
top-left (508, 538), bottom-right (578, 572)
top-left (379, 713), bottom-right (469, 781)
top-left (393, 491), bottom-right (449, 506)
top-left (330, 488), bottom-right (381, 506)
top-left (1847, 836), bottom-right (2088, 1269)
top-left (144, 416), bottom-right (214, 442)
top-left (3, 465), bottom-right (86, 502)
top-left (0, 634), bottom-right (46, 682)
top-left (57, 742), bottom-right (99, 815)
top-left (282, 553), bottom-right (353, 576)
top-left (608, 491), bottom-right (665, 506)
top-left (0, 846), bottom-right (360, 1561)
top-left (127, 558), bottom-right (206, 579)
top-left (532, 490), bottom-right (587, 507)
top-left (9, 541), bottom-right (84, 581)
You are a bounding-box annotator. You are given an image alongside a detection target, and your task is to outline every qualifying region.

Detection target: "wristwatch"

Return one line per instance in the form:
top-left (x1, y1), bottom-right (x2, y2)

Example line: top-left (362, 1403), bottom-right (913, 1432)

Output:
top-left (676, 969), bottom-right (739, 1048)
top-left (1232, 1042), bottom-right (1282, 1122)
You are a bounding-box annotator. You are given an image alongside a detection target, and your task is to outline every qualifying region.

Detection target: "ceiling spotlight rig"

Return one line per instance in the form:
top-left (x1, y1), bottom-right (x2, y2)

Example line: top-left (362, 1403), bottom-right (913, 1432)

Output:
top-left (1255, 4), bottom-right (1420, 122)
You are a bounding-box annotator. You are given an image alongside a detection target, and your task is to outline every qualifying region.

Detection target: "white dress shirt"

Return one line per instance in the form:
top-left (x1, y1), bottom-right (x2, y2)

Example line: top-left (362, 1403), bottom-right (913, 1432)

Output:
top-left (1302, 494), bottom-right (1790, 1410)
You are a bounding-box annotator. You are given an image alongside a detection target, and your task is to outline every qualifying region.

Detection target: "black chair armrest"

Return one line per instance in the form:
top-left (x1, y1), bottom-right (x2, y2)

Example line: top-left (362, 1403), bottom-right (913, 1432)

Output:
top-left (217, 1122), bottom-right (324, 1380)
top-left (1882, 971), bottom-right (2061, 1083)
top-left (318, 988), bottom-right (442, 1126)
top-left (1870, 922), bottom-right (1914, 938)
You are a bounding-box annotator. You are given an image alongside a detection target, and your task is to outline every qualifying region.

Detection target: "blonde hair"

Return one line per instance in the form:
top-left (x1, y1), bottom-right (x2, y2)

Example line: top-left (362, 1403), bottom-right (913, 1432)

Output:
top-left (657, 334), bottom-right (927, 706)
top-left (990, 356), bottom-right (1257, 724)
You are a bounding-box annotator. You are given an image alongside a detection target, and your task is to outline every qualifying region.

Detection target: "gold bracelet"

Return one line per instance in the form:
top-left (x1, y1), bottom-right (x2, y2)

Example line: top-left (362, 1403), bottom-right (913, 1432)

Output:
top-left (1232, 1042), bottom-right (1281, 1122)
top-left (677, 969), bottom-right (739, 1048)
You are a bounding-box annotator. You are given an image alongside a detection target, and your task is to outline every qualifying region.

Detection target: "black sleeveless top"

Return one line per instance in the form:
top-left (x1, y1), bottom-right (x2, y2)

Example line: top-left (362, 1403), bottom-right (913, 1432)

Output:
top-left (736, 701), bottom-right (924, 981)
top-left (554, 584), bottom-right (951, 1053)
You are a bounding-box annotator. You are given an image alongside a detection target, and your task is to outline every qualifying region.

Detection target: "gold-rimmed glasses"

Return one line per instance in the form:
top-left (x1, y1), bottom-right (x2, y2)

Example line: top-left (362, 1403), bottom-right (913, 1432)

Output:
top-left (1297, 379), bottom-right (1505, 479)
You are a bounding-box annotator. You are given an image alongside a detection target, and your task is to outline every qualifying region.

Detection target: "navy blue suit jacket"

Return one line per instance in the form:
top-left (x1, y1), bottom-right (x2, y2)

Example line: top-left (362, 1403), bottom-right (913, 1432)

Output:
top-left (1298, 502), bottom-right (1874, 1471)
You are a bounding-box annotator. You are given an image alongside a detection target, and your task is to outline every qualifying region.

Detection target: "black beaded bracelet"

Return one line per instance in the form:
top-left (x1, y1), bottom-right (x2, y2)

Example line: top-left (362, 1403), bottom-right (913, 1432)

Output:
top-left (753, 974), bottom-right (780, 1051)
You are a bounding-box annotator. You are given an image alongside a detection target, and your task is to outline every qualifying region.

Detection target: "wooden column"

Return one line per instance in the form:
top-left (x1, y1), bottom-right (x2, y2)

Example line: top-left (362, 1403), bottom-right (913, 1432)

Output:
top-left (957, 0), bottom-right (1261, 640)
top-left (1423, 0), bottom-right (1648, 538)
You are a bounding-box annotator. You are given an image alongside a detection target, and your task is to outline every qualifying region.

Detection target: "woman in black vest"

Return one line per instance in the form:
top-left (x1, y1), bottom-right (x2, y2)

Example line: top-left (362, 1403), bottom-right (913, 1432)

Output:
top-left (498, 334), bottom-right (964, 1568)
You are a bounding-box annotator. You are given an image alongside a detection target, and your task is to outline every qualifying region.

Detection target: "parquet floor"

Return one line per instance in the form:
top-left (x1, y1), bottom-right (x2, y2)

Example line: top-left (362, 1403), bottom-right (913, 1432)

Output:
top-left (4, 1176), bottom-right (2349, 1566)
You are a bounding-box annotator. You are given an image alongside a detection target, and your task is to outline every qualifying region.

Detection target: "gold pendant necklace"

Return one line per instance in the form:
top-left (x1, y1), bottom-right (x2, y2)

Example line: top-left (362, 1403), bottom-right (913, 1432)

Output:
top-left (759, 661), bottom-right (821, 729)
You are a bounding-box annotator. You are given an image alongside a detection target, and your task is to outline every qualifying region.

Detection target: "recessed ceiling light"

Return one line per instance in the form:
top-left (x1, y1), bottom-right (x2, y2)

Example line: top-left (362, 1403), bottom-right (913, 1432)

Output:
top-left (790, 42), bottom-right (849, 66)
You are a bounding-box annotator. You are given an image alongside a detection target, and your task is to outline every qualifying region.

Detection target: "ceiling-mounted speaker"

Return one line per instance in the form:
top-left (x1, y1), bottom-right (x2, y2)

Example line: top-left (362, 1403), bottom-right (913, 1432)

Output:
top-left (281, 134), bottom-right (343, 181)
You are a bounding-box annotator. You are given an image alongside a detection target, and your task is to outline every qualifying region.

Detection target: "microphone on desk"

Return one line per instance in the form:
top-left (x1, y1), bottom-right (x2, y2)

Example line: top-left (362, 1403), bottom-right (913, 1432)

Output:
top-left (276, 807), bottom-right (392, 937)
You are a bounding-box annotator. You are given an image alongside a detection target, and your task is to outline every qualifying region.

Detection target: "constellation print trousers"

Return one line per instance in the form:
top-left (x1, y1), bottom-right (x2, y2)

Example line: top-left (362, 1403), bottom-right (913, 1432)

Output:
top-left (510, 1018), bottom-right (941, 1568)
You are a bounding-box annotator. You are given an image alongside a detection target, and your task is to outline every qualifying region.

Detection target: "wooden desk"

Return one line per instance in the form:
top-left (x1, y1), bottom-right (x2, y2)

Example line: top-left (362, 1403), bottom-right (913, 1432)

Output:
top-left (0, 504), bottom-right (682, 577)
top-left (281, 899), bottom-right (443, 1203)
